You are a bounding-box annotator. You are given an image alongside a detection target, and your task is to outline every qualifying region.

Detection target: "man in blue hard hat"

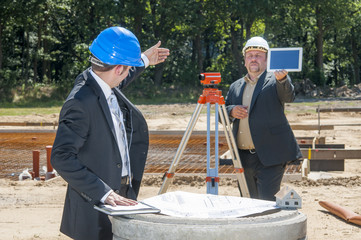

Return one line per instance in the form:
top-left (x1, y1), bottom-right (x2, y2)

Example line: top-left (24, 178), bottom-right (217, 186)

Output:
top-left (51, 26), bottom-right (169, 240)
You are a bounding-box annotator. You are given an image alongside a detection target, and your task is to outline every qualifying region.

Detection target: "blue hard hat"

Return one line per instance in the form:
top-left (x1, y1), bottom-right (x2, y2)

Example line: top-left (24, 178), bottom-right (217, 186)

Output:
top-left (89, 27), bottom-right (144, 67)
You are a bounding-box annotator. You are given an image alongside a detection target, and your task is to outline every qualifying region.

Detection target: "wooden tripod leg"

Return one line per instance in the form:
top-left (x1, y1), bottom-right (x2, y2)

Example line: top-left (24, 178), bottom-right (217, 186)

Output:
top-left (218, 104), bottom-right (250, 197)
top-left (158, 103), bottom-right (204, 194)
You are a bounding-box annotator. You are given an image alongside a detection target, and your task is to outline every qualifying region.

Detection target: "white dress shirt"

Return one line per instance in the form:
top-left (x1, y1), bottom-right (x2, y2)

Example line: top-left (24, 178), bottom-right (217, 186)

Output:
top-left (89, 54), bottom-right (149, 202)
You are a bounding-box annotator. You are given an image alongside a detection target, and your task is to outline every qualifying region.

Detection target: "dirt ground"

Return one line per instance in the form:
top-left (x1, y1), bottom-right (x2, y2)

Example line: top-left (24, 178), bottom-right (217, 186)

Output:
top-left (1, 99), bottom-right (361, 239)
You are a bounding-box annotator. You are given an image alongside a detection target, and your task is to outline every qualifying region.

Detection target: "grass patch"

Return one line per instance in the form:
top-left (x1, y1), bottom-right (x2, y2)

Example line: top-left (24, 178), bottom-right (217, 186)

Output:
top-left (1, 99), bottom-right (64, 108)
top-left (0, 106), bottom-right (62, 116)
top-left (0, 99), bottom-right (64, 116)
top-left (128, 95), bottom-right (197, 105)
top-left (285, 99), bottom-right (361, 115)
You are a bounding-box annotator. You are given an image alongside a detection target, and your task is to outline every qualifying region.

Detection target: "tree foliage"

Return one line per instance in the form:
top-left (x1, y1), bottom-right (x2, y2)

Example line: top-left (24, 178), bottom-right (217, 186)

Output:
top-left (1, 0), bottom-right (361, 102)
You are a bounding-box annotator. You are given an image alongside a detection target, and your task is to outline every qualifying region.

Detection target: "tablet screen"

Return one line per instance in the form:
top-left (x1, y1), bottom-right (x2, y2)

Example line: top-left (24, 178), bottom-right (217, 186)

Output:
top-left (267, 47), bottom-right (303, 72)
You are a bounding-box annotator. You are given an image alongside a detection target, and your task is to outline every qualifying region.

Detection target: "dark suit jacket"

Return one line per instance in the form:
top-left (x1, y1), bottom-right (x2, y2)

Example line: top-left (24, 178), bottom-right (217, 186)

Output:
top-left (51, 67), bottom-right (148, 240)
top-left (225, 71), bottom-right (302, 166)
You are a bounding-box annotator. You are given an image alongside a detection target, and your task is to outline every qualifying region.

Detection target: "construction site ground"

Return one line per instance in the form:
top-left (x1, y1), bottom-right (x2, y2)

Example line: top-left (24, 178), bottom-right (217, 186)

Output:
top-left (0, 99), bottom-right (361, 239)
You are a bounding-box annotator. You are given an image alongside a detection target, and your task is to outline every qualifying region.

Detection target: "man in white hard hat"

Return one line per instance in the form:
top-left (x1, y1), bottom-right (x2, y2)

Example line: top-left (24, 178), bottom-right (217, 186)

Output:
top-left (225, 36), bottom-right (302, 201)
top-left (51, 26), bottom-right (169, 240)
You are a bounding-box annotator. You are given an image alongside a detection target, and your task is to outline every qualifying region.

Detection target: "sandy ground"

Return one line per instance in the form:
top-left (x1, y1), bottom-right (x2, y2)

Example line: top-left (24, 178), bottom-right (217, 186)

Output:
top-left (1, 100), bottom-right (361, 239)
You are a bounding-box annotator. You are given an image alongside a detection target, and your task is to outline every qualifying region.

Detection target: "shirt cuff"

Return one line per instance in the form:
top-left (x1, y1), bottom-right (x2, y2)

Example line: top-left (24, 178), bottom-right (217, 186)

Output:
top-left (101, 190), bottom-right (113, 203)
top-left (141, 54), bottom-right (150, 68)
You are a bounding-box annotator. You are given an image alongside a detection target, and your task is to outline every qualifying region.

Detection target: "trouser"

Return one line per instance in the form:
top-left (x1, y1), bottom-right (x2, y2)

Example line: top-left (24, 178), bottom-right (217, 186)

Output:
top-left (119, 175), bottom-right (137, 200)
top-left (119, 184), bottom-right (137, 200)
top-left (238, 149), bottom-right (286, 201)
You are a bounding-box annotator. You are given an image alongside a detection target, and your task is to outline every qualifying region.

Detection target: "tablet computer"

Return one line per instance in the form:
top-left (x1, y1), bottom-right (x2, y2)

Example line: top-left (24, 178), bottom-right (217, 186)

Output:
top-left (267, 47), bottom-right (303, 72)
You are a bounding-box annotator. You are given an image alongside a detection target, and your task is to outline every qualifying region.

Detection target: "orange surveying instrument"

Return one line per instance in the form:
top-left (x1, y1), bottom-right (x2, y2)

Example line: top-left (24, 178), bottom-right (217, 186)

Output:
top-left (159, 73), bottom-right (250, 197)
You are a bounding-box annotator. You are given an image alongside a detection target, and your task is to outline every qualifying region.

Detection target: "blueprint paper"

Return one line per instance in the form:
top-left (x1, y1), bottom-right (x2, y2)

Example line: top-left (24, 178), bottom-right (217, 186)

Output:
top-left (142, 191), bottom-right (279, 218)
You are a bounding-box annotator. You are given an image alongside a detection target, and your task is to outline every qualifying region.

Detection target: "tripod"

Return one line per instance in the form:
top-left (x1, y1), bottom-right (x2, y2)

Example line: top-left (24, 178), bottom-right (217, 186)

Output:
top-left (158, 73), bottom-right (250, 197)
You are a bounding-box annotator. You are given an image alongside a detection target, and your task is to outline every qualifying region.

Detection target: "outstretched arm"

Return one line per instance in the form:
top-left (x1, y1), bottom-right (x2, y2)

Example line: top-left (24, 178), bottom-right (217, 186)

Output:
top-left (274, 70), bottom-right (296, 103)
top-left (143, 41), bottom-right (170, 66)
top-left (117, 41), bottom-right (170, 89)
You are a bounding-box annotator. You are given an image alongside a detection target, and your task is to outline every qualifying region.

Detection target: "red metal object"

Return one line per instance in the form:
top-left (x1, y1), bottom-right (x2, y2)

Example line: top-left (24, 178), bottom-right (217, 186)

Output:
top-left (199, 72), bottom-right (221, 85)
top-left (198, 88), bottom-right (225, 105)
top-left (46, 145), bottom-right (53, 172)
top-left (206, 176), bottom-right (219, 182)
top-left (197, 72), bottom-right (225, 105)
top-left (234, 168), bottom-right (244, 173)
top-left (165, 172), bottom-right (175, 178)
top-left (32, 150), bottom-right (40, 179)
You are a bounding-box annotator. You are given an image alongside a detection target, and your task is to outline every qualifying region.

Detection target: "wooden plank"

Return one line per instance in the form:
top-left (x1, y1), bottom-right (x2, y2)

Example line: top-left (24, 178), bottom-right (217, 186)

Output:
top-left (291, 124), bottom-right (334, 130)
top-left (0, 122), bottom-right (58, 127)
top-left (296, 136), bottom-right (325, 144)
top-left (299, 144), bottom-right (344, 149)
top-left (300, 144), bottom-right (346, 171)
top-left (317, 107), bottom-right (361, 113)
top-left (311, 160), bottom-right (345, 171)
top-left (300, 149), bottom-right (361, 160)
top-left (333, 123), bottom-right (361, 127)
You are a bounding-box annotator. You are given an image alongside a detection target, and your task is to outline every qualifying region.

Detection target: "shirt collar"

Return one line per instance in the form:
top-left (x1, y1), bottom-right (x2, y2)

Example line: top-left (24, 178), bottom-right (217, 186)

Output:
top-left (244, 70), bottom-right (265, 85)
top-left (89, 68), bottom-right (113, 100)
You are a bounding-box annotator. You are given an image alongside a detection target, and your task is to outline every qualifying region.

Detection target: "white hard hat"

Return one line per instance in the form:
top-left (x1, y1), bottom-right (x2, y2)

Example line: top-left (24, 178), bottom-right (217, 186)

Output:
top-left (242, 37), bottom-right (269, 55)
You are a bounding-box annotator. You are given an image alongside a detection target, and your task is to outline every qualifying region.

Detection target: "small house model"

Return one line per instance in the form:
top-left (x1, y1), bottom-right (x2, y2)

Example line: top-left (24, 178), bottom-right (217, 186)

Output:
top-left (275, 186), bottom-right (302, 209)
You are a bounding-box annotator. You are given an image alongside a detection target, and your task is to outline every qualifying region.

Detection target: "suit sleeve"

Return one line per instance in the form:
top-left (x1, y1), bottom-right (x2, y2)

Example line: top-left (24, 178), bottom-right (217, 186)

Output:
top-left (225, 82), bottom-right (237, 122)
top-left (276, 75), bottom-right (296, 103)
top-left (51, 99), bottom-right (112, 205)
top-left (118, 66), bottom-right (146, 90)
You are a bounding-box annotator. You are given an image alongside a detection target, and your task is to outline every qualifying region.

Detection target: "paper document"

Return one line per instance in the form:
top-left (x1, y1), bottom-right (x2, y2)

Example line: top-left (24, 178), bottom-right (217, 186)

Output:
top-left (94, 202), bottom-right (160, 216)
top-left (142, 191), bottom-right (279, 218)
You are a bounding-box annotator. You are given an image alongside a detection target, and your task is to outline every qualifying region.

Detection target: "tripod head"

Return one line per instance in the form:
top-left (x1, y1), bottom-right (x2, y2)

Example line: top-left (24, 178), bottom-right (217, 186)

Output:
top-left (199, 72), bottom-right (221, 88)
top-left (197, 72), bottom-right (224, 105)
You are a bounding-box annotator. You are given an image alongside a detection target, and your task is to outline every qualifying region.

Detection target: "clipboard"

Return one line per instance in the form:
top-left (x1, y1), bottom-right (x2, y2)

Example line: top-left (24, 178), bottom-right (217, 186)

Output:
top-left (267, 47), bottom-right (303, 72)
top-left (94, 202), bottom-right (160, 216)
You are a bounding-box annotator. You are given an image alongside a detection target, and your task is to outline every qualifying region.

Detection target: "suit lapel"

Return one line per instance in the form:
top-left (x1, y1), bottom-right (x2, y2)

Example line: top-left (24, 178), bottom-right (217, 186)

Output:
top-left (113, 88), bottom-right (130, 108)
top-left (100, 92), bottom-right (118, 142)
top-left (86, 73), bottom-right (118, 142)
top-left (238, 80), bottom-right (247, 105)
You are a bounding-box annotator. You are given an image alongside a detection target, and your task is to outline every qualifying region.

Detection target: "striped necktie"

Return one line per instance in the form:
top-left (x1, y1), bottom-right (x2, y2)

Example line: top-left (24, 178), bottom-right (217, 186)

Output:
top-left (108, 92), bottom-right (131, 183)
